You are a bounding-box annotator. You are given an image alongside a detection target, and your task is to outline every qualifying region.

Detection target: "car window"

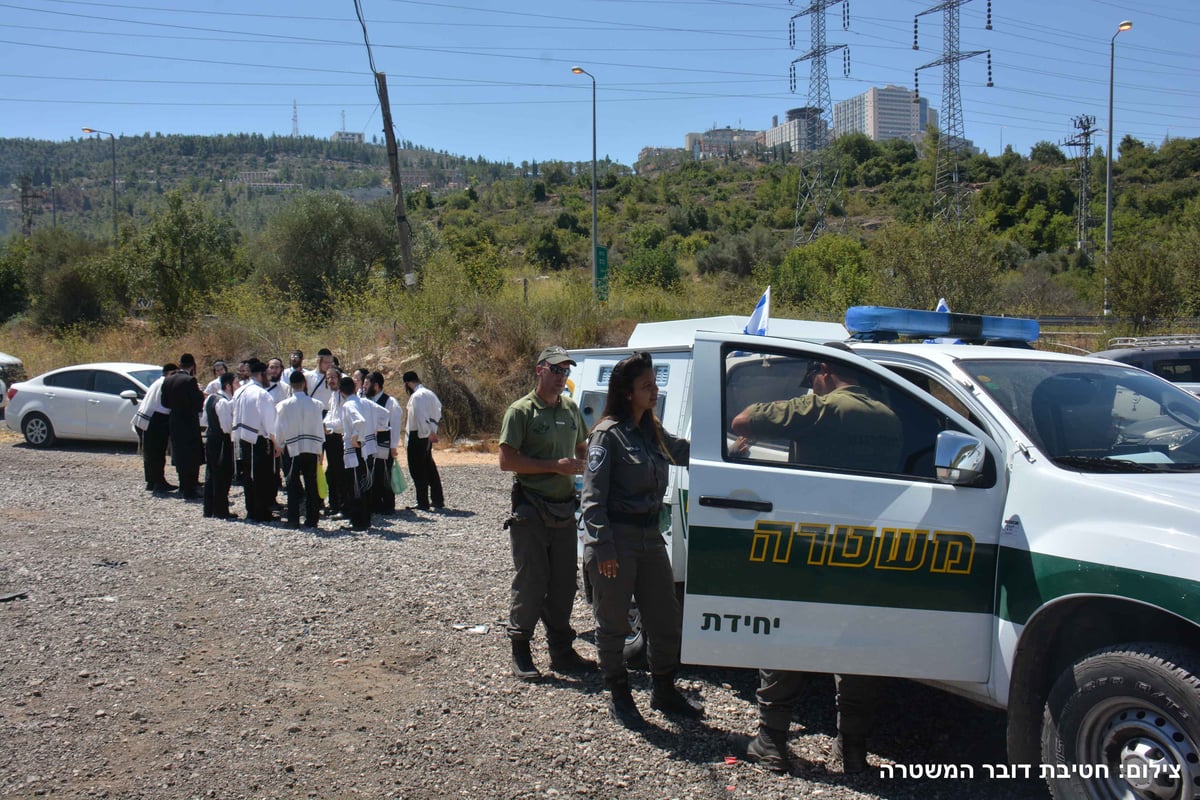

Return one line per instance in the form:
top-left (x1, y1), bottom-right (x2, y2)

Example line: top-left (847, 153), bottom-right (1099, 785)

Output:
top-left (1151, 357), bottom-right (1200, 383)
top-left (963, 358), bottom-right (1200, 472)
top-left (129, 369), bottom-right (160, 389)
top-left (43, 370), bottom-right (92, 391)
top-left (93, 370), bottom-right (138, 396)
top-left (722, 345), bottom-right (963, 481)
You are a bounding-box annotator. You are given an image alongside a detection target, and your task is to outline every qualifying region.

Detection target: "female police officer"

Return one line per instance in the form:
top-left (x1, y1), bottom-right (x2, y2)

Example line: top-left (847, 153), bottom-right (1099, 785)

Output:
top-left (581, 352), bottom-right (702, 728)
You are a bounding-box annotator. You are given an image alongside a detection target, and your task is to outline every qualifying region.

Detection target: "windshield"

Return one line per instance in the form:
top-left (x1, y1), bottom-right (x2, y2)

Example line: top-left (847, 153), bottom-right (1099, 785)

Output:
top-left (960, 358), bottom-right (1200, 473)
top-left (130, 368), bottom-right (161, 389)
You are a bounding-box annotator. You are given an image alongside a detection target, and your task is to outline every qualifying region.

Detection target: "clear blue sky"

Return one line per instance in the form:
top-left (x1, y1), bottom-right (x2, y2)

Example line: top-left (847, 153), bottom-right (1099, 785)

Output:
top-left (2, 0), bottom-right (1197, 166)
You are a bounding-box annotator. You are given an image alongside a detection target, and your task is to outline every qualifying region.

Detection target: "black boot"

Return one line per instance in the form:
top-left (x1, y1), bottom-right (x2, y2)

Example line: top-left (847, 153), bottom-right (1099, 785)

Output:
top-left (746, 724), bottom-right (791, 773)
top-left (510, 640), bottom-right (541, 681)
top-left (832, 734), bottom-right (868, 774)
top-left (649, 673), bottom-right (703, 719)
top-left (605, 675), bottom-right (646, 730)
top-left (549, 646), bottom-right (597, 673)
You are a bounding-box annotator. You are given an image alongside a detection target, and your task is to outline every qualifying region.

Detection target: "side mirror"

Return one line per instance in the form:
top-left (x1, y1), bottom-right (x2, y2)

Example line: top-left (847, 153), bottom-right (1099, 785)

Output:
top-left (120, 389), bottom-right (139, 404)
top-left (935, 430), bottom-right (985, 486)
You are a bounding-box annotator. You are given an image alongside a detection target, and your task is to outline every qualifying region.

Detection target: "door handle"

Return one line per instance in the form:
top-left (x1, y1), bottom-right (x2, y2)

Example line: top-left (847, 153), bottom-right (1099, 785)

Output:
top-left (88, 399), bottom-right (101, 404)
top-left (698, 496), bottom-right (773, 512)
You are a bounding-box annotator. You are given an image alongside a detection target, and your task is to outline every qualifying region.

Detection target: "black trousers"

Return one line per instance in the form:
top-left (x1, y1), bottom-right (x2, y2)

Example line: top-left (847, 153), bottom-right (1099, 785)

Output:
top-left (239, 437), bottom-right (276, 522)
top-left (338, 454), bottom-right (372, 531)
top-left (143, 414), bottom-right (170, 486)
top-left (369, 454), bottom-right (395, 513)
top-left (756, 670), bottom-right (882, 739)
top-left (203, 437), bottom-right (234, 517)
top-left (324, 433), bottom-right (345, 513)
top-left (169, 412), bottom-right (203, 496)
top-left (285, 452), bottom-right (320, 527)
top-left (585, 524), bottom-right (681, 680)
top-left (407, 431), bottom-right (444, 509)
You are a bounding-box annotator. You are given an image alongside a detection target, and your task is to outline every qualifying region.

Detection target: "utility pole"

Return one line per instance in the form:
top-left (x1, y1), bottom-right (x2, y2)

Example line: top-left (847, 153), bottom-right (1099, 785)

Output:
top-left (788, 0), bottom-right (850, 246)
top-left (1062, 114), bottom-right (1097, 257)
top-left (913, 0), bottom-right (993, 224)
top-left (353, 0), bottom-right (415, 286)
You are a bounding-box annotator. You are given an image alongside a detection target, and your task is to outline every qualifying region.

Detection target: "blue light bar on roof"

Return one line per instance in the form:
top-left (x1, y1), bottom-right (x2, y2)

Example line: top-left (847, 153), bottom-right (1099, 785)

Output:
top-left (845, 306), bottom-right (1039, 343)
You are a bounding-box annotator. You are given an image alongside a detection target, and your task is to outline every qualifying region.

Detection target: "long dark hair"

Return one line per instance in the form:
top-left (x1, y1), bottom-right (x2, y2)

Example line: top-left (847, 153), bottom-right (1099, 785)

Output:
top-left (597, 352), bottom-right (674, 462)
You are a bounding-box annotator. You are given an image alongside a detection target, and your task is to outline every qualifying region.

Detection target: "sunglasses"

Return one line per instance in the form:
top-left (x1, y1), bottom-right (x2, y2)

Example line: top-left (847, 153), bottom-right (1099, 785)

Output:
top-left (546, 363), bottom-right (571, 376)
top-left (800, 361), bottom-right (822, 389)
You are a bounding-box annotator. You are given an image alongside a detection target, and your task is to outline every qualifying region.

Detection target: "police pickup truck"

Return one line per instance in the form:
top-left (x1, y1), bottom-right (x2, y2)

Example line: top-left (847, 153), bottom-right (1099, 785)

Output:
top-left (568, 306), bottom-right (1200, 800)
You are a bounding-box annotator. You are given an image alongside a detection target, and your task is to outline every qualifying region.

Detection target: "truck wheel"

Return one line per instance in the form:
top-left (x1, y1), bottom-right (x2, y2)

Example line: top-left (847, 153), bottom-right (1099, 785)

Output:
top-left (1041, 643), bottom-right (1200, 800)
top-left (624, 605), bottom-right (647, 669)
top-left (22, 412), bottom-right (55, 447)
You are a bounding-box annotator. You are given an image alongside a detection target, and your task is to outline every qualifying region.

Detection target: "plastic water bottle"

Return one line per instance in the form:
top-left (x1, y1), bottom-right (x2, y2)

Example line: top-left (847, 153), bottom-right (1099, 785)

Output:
top-left (573, 474), bottom-right (584, 495)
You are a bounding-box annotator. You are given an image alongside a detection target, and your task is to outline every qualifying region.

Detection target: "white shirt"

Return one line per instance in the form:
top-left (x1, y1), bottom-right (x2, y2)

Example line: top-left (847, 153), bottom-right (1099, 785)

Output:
top-left (406, 383), bottom-right (442, 439)
top-left (265, 381), bottom-right (287, 407)
top-left (133, 375), bottom-right (170, 432)
top-left (307, 369), bottom-right (335, 408)
top-left (357, 397), bottom-right (382, 459)
top-left (231, 381), bottom-right (277, 445)
top-left (204, 377), bottom-right (222, 396)
top-left (338, 395), bottom-right (369, 469)
top-left (273, 394), bottom-right (325, 457)
top-left (325, 390), bottom-right (344, 435)
top-left (367, 391), bottom-right (404, 450)
top-left (205, 393), bottom-right (234, 436)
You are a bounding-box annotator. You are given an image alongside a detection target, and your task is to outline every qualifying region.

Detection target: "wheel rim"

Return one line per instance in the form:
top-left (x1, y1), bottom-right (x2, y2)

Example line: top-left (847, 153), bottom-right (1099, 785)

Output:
top-left (1078, 697), bottom-right (1200, 800)
top-left (25, 417), bottom-right (48, 444)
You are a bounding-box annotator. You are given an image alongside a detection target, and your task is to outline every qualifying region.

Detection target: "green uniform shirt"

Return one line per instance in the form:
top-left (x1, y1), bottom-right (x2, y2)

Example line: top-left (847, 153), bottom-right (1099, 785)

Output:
top-left (499, 390), bottom-right (587, 501)
top-left (743, 384), bottom-right (903, 472)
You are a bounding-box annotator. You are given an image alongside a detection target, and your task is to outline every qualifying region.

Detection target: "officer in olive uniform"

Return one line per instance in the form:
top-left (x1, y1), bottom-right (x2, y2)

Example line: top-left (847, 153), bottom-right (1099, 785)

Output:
top-left (730, 342), bottom-right (902, 775)
top-left (498, 346), bottom-right (595, 680)
top-left (582, 352), bottom-right (701, 728)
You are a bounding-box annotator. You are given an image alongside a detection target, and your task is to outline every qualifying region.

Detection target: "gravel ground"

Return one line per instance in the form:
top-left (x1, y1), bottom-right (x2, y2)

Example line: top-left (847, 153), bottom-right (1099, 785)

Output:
top-left (0, 434), bottom-right (1047, 799)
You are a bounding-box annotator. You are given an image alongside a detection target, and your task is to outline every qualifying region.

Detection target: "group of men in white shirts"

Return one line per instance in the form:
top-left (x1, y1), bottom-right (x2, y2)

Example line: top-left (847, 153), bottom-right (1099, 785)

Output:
top-left (136, 348), bottom-right (444, 532)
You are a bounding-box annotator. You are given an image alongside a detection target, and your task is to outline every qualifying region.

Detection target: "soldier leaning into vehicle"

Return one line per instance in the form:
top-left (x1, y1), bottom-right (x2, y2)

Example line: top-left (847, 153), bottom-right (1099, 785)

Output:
top-left (498, 345), bottom-right (595, 680)
top-left (729, 342), bottom-right (902, 775)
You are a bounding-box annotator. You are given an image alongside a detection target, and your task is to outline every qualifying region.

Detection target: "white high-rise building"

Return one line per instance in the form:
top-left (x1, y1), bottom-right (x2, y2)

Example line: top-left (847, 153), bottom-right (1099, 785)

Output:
top-left (832, 85), bottom-right (936, 142)
top-left (764, 107), bottom-right (826, 156)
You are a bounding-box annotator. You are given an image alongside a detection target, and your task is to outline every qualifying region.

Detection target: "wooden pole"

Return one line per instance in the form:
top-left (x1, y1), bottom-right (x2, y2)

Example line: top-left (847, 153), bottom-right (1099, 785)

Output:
top-left (375, 72), bottom-right (415, 287)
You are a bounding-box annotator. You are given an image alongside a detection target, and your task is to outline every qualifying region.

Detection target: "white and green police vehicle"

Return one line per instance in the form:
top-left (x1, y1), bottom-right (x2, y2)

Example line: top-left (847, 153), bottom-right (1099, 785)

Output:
top-left (568, 306), bottom-right (1200, 800)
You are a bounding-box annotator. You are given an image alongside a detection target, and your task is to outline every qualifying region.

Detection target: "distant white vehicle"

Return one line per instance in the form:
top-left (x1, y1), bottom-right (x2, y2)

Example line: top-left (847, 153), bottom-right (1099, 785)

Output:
top-left (6, 362), bottom-right (161, 446)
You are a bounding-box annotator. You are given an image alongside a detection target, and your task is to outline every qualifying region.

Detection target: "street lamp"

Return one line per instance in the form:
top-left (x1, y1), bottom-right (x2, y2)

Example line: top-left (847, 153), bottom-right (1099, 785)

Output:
top-left (571, 66), bottom-right (598, 298)
top-left (1099, 18), bottom-right (1128, 316)
top-left (81, 127), bottom-right (117, 244)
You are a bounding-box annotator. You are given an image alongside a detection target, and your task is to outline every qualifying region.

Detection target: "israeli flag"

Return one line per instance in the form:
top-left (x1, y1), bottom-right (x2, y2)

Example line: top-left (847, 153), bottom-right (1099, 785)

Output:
top-left (935, 297), bottom-right (950, 313)
top-left (744, 286), bottom-right (771, 336)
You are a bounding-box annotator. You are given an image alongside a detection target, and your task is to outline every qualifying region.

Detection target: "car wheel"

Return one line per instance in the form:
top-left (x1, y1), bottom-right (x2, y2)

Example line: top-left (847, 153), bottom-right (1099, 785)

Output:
top-left (1041, 642), bottom-right (1200, 800)
top-left (624, 605), bottom-right (647, 669)
top-left (22, 412), bottom-right (56, 447)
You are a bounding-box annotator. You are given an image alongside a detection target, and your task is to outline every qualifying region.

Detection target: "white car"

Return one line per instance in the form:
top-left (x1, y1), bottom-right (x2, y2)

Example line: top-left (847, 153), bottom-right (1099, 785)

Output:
top-left (5, 362), bottom-right (162, 447)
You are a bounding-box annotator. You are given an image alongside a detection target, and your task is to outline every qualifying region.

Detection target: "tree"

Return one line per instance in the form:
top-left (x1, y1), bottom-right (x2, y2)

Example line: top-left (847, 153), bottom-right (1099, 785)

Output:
top-left (867, 221), bottom-right (1002, 313)
top-left (126, 190), bottom-right (240, 334)
top-left (1029, 141), bottom-right (1067, 166)
top-left (258, 192), bottom-right (397, 312)
top-left (1106, 244), bottom-right (1179, 332)
top-left (771, 234), bottom-right (871, 311)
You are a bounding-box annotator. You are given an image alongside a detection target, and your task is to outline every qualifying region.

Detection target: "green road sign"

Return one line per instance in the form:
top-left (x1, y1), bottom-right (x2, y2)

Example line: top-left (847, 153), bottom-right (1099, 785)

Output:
top-left (596, 245), bottom-right (609, 302)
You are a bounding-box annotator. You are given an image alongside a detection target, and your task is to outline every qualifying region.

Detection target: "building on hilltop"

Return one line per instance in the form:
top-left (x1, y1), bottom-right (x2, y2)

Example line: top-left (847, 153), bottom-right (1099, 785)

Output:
top-left (684, 127), bottom-right (761, 160)
top-left (764, 107), bottom-right (826, 159)
top-left (636, 146), bottom-right (688, 174)
top-left (332, 130), bottom-right (365, 145)
top-left (832, 85), bottom-right (937, 144)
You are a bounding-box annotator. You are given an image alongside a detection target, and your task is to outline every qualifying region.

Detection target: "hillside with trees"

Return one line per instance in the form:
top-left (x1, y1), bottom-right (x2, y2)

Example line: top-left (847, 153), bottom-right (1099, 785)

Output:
top-left (1, 131), bottom-right (1197, 432)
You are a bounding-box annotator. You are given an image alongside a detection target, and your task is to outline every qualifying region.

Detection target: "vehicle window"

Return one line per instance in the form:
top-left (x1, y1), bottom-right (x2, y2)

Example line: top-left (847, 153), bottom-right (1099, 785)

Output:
top-left (43, 370), bottom-right (92, 391)
top-left (577, 388), bottom-right (666, 433)
top-left (885, 365), bottom-right (982, 429)
top-left (963, 358), bottom-right (1200, 472)
top-left (1152, 358), bottom-right (1200, 383)
top-left (722, 345), bottom-right (958, 480)
top-left (129, 369), bottom-right (161, 389)
top-left (93, 371), bottom-right (138, 396)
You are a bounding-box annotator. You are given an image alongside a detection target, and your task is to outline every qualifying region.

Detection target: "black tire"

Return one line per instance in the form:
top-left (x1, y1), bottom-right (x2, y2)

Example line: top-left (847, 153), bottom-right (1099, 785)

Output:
top-left (22, 412), bottom-right (56, 447)
top-left (623, 604), bottom-right (647, 669)
top-left (1041, 642), bottom-right (1200, 800)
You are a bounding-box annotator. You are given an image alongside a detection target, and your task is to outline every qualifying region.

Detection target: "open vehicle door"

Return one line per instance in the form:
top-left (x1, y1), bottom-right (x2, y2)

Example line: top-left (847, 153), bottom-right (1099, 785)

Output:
top-left (682, 333), bottom-right (1007, 682)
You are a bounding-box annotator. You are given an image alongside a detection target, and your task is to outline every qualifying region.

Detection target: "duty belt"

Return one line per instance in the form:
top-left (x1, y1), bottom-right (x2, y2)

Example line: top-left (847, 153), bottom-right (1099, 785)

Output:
top-left (609, 509), bottom-right (660, 527)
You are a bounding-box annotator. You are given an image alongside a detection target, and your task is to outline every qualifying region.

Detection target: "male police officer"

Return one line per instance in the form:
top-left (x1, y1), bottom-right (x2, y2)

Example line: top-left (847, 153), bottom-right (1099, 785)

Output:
top-left (730, 342), bottom-right (902, 775)
top-left (498, 346), bottom-right (595, 680)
